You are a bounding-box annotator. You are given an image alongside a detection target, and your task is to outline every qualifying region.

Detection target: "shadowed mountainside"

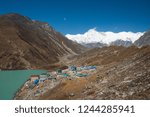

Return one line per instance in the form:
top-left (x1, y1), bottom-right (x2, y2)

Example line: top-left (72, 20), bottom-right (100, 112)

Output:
top-left (0, 13), bottom-right (86, 70)
top-left (134, 30), bottom-right (150, 47)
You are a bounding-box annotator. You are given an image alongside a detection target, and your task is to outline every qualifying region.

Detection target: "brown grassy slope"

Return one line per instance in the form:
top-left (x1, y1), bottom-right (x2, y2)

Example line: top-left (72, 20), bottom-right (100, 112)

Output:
top-left (39, 46), bottom-right (150, 99)
top-left (0, 13), bottom-right (86, 70)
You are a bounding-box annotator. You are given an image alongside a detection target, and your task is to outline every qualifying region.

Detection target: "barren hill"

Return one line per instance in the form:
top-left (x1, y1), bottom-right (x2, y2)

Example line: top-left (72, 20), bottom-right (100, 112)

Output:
top-left (39, 46), bottom-right (150, 100)
top-left (0, 13), bottom-right (85, 70)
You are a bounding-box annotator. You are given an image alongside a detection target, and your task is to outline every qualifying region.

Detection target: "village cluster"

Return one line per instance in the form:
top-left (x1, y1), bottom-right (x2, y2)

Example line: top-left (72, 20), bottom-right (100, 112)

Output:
top-left (17, 66), bottom-right (96, 99)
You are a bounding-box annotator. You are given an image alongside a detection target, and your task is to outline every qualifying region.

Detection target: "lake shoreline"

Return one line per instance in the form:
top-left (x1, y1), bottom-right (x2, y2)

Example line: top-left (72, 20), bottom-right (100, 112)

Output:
top-left (0, 70), bottom-right (47, 100)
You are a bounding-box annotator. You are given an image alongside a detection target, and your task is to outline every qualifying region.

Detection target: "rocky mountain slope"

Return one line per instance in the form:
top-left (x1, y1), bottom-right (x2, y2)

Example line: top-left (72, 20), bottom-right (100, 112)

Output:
top-left (83, 39), bottom-right (132, 48)
top-left (110, 39), bottom-right (132, 47)
top-left (82, 42), bottom-right (107, 48)
top-left (36, 46), bottom-right (150, 100)
top-left (0, 13), bottom-right (85, 70)
top-left (134, 30), bottom-right (150, 47)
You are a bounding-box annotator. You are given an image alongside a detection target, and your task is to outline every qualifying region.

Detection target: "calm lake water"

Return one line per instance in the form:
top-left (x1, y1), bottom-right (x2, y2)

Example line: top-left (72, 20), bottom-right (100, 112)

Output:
top-left (0, 70), bottom-right (46, 100)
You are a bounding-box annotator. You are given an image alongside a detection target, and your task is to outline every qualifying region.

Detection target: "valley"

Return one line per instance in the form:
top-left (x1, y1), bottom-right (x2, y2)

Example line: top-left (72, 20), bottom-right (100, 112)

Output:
top-left (0, 13), bottom-right (150, 100)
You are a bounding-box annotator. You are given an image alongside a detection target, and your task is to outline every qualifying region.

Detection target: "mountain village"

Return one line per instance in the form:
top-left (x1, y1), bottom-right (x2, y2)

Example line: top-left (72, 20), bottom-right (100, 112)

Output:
top-left (15, 65), bottom-right (97, 99)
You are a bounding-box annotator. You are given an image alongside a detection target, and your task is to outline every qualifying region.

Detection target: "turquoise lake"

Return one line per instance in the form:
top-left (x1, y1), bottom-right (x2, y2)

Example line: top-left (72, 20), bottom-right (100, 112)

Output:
top-left (0, 70), bottom-right (46, 100)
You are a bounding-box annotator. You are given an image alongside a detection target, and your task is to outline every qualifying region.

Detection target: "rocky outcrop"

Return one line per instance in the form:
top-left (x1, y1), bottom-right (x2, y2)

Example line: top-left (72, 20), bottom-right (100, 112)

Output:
top-left (82, 42), bottom-right (107, 48)
top-left (110, 39), bottom-right (132, 47)
top-left (134, 30), bottom-right (150, 47)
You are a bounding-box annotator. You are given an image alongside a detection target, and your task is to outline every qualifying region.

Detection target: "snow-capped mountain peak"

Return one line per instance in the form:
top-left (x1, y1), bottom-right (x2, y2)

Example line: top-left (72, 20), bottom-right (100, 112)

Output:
top-left (66, 28), bottom-right (144, 45)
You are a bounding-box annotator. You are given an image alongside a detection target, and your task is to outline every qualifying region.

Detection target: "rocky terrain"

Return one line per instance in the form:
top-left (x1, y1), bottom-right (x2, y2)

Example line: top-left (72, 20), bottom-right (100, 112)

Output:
top-left (110, 39), bottom-right (132, 47)
top-left (0, 13), bottom-right (85, 70)
top-left (82, 42), bottom-right (107, 48)
top-left (68, 46), bottom-right (150, 99)
top-left (134, 30), bottom-right (150, 47)
top-left (15, 45), bottom-right (150, 100)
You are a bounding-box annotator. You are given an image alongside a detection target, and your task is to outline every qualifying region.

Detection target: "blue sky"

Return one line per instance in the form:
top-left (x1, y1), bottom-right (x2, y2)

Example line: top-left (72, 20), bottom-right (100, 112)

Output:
top-left (0, 0), bottom-right (150, 34)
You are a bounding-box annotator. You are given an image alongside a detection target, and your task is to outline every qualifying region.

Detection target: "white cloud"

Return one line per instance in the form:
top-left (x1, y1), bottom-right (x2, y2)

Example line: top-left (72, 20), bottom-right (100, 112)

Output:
top-left (66, 28), bottom-right (144, 44)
